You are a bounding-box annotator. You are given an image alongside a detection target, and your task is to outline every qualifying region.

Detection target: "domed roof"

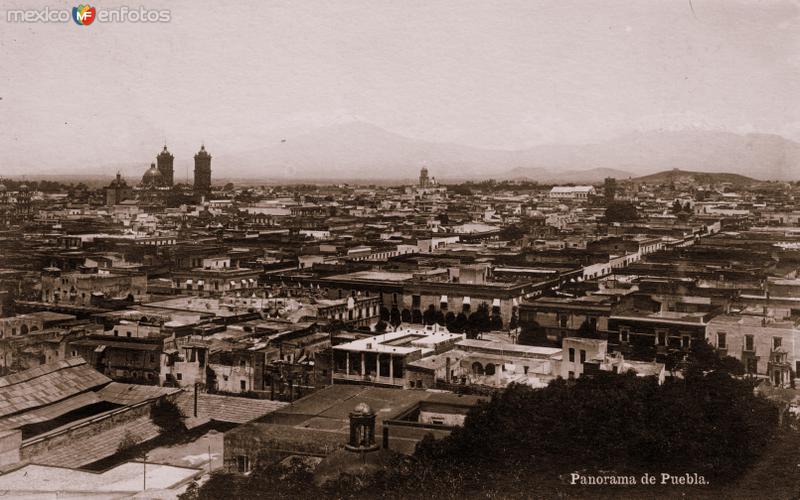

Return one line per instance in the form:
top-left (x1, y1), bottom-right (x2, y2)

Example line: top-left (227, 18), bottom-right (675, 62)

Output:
top-left (141, 163), bottom-right (163, 186)
top-left (18, 184), bottom-right (29, 191)
top-left (0, 184), bottom-right (6, 192)
top-left (352, 402), bottom-right (374, 416)
top-left (108, 172), bottom-right (128, 188)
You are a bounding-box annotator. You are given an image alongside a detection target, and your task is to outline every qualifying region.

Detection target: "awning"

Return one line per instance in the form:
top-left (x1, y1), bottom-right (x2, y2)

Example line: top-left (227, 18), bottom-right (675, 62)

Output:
top-left (197, 280), bottom-right (205, 286)
top-left (462, 296), bottom-right (471, 306)
top-left (230, 280), bottom-right (237, 286)
top-left (241, 279), bottom-right (248, 285)
top-left (512, 298), bottom-right (519, 307)
top-left (492, 298), bottom-right (501, 307)
top-left (249, 278), bottom-right (256, 283)
top-left (94, 345), bottom-right (107, 353)
top-left (440, 295), bottom-right (448, 303)
top-left (186, 279), bottom-right (193, 285)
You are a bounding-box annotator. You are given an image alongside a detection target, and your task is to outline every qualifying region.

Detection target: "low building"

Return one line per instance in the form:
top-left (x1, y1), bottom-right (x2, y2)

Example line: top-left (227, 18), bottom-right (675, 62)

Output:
top-left (707, 311), bottom-right (800, 381)
top-left (332, 325), bottom-right (462, 388)
top-left (548, 186), bottom-right (596, 200)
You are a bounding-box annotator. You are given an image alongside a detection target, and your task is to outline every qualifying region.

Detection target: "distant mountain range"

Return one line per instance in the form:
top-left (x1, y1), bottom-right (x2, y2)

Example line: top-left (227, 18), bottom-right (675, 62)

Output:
top-left (212, 122), bottom-right (799, 182)
top-left (631, 169), bottom-right (761, 186)
top-left (7, 122), bottom-right (798, 183)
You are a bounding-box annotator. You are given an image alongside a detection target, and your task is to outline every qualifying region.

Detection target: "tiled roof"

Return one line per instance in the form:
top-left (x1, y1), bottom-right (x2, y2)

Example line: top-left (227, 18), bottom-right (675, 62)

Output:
top-left (175, 392), bottom-right (286, 427)
top-left (0, 392), bottom-right (101, 431)
top-left (0, 358), bottom-right (110, 419)
top-left (28, 413), bottom-right (163, 468)
top-left (96, 382), bottom-right (180, 406)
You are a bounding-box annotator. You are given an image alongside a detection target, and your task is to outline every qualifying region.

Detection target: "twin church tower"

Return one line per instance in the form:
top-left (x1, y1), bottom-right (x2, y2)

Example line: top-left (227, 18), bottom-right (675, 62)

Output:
top-left (142, 144), bottom-right (212, 196)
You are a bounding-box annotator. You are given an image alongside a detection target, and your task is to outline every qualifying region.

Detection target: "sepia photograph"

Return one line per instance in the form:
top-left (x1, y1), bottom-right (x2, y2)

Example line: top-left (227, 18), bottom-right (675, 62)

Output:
top-left (0, 0), bottom-right (799, 498)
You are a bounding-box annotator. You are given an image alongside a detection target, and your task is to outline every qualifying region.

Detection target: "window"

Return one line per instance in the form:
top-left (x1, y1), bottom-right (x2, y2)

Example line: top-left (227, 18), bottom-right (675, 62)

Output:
top-left (412, 295), bottom-right (421, 308)
top-left (560, 315), bottom-right (568, 328)
top-left (656, 330), bottom-right (667, 346)
top-left (176, 373), bottom-right (182, 380)
top-left (580, 350), bottom-right (586, 363)
top-left (114, 330), bottom-right (119, 336)
top-left (568, 348), bottom-right (575, 362)
top-left (620, 327), bottom-right (630, 343)
top-left (717, 332), bottom-right (727, 349)
top-left (745, 335), bottom-right (754, 352)
top-left (236, 455), bottom-right (250, 473)
top-left (681, 335), bottom-right (691, 348)
top-left (240, 380), bottom-right (246, 391)
top-left (568, 371), bottom-right (575, 380)
top-left (774, 337), bottom-right (782, 350)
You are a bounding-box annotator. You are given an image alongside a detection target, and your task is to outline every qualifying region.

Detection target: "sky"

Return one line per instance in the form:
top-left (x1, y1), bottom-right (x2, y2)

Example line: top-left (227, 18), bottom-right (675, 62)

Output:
top-left (0, 0), bottom-right (798, 174)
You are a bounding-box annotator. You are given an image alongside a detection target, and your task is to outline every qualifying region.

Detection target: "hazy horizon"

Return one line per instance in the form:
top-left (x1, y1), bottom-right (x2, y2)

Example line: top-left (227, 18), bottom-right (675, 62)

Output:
top-left (1, 0), bottom-right (798, 178)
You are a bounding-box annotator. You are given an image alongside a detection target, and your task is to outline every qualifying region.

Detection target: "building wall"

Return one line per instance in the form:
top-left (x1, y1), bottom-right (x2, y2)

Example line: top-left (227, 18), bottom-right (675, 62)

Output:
top-left (707, 319), bottom-right (799, 375)
top-left (560, 338), bottom-right (607, 379)
top-left (0, 316), bottom-right (44, 338)
top-left (41, 272), bottom-right (147, 305)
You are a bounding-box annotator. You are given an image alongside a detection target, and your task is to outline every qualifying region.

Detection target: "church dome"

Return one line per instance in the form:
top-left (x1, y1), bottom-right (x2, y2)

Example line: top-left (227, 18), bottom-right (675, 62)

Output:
top-left (108, 173), bottom-right (128, 189)
top-left (141, 163), bottom-right (163, 186)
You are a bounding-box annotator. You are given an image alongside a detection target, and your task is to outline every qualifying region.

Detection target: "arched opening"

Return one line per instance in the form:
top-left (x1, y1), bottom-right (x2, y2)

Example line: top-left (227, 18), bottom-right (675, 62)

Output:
top-left (485, 363), bottom-right (496, 376)
top-left (19, 324), bottom-right (28, 335)
top-left (471, 362), bottom-right (484, 375)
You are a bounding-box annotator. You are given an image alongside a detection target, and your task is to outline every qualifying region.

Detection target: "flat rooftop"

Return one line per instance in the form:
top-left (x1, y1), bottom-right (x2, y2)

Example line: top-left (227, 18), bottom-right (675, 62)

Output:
top-left (0, 462), bottom-right (200, 495)
top-left (324, 270), bottom-right (415, 282)
top-left (456, 339), bottom-right (561, 357)
top-left (333, 329), bottom-right (463, 355)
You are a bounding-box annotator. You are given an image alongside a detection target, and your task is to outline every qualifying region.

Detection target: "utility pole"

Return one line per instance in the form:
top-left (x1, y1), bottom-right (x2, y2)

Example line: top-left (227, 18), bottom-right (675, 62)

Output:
top-left (142, 452), bottom-right (147, 491)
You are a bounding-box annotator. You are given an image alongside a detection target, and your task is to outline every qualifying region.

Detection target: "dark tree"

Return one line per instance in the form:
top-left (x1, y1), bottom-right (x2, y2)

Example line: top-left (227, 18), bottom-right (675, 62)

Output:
top-left (423, 304), bottom-right (437, 325)
top-left (390, 307), bottom-right (402, 328)
top-left (603, 201), bottom-right (639, 223)
top-left (518, 321), bottom-right (547, 346)
top-left (150, 397), bottom-right (186, 434)
top-left (451, 313), bottom-right (468, 334)
top-left (445, 311), bottom-right (457, 330)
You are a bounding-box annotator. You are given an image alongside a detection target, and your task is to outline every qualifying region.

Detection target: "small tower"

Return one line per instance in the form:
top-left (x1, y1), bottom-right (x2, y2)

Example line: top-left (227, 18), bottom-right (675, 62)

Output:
top-left (419, 166), bottom-right (430, 188)
top-left (346, 402), bottom-right (379, 452)
top-left (193, 144), bottom-right (212, 197)
top-left (157, 145), bottom-right (174, 187)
